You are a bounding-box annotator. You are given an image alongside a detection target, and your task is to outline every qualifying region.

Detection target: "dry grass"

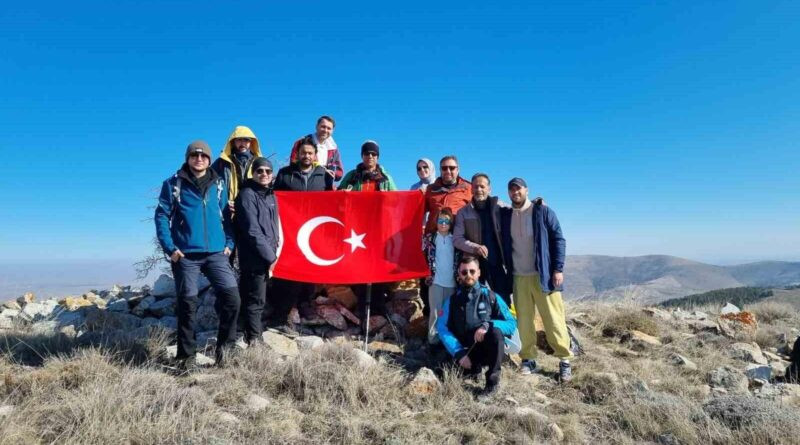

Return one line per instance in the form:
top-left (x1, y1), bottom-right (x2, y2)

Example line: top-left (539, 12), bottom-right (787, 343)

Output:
top-left (747, 301), bottom-right (795, 324)
top-left (1, 301), bottom-right (799, 445)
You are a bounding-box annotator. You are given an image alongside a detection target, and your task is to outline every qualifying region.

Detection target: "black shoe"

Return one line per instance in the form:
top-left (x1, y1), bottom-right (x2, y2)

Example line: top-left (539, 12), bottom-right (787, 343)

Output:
top-left (268, 324), bottom-right (299, 338)
top-left (215, 346), bottom-right (235, 368)
top-left (476, 382), bottom-right (499, 403)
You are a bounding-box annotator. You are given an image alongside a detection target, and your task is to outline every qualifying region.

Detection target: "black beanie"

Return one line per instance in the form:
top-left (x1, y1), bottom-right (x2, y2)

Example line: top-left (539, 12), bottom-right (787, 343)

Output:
top-left (252, 157), bottom-right (273, 172)
top-left (361, 140), bottom-right (380, 156)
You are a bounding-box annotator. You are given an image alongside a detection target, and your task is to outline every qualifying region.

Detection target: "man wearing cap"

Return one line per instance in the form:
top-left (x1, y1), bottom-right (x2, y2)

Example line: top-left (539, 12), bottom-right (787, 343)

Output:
top-left (234, 157), bottom-right (280, 345)
top-left (453, 173), bottom-right (512, 302)
top-left (289, 115), bottom-right (344, 182)
top-left (500, 177), bottom-right (571, 382)
top-left (267, 136), bottom-right (335, 336)
top-left (155, 141), bottom-right (240, 370)
top-left (339, 141), bottom-right (397, 332)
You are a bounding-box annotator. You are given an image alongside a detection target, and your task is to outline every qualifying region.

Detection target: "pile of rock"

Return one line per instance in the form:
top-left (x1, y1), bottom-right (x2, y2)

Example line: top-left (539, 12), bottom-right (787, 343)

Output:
top-left (0, 275), bottom-right (426, 348)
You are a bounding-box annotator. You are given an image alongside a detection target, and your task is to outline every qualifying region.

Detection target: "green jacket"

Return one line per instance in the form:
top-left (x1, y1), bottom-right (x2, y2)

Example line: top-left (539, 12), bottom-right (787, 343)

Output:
top-left (339, 164), bottom-right (397, 191)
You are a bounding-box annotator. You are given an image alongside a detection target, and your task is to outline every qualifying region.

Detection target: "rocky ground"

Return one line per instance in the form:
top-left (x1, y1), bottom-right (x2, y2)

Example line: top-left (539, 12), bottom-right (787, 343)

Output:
top-left (0, 280), bottom-right (799, 444)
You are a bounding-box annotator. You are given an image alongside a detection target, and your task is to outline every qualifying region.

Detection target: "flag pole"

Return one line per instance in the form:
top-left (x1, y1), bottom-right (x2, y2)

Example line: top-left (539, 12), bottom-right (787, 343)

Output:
top-left (363, 283), bottom-right (372, 352)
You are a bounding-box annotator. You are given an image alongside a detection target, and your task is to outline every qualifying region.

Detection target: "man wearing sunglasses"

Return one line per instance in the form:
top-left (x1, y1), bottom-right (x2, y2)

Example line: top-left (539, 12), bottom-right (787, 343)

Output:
top-left (155, 141), bottom-right (240, 371)
top-left (234, 157), bottom-right (279, 346)
top-left (438, 256), bottom-right (517, 401)
top-left (500, 177), bottom-right (571, 382)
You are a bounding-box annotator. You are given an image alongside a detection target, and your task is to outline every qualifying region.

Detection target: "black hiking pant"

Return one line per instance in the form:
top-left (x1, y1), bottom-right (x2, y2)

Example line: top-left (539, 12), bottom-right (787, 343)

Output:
top-left (237, 268), bottom-right (270, 343)
top-left (462, 326), bottom-right (504, 387)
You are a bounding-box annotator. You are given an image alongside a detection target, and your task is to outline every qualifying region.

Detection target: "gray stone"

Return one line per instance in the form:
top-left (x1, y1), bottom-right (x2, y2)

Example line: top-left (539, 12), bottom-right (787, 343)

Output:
top-left (131, 295), bottom-right (156, 317)
top-left (745, 364), bottom-right (772, 382)
top-left (514, 406), bottom-right (550, 424)
top-left (1, 308), bottom-right (20, 318)
top-left (407, 367), bottom-right (441, 394)
top-left (140, 317), bottom-right (160, 327)
top-left (151, 274), bottom-right (176, 297)
top-left (2, 300), bottom-right (22, 311)
top-left (669, 353), bottom-right (698, 371)
top-left (642, 307), bottom-right (672, 321)
top-left (84, 309), bottom-right (142, 331)
top-left (295, 335), bottom-right (324, 351)
top-left (720, 303), bottom-right (741, 315)
top-left (0, 316), bottom-right (14, 330)
top-left (148, 298), bottom-right (176, 317)
top-left (157, 316), bottom-right (178, 330)
top-left (708, 366), bottom-right (749, 393)
top-left (770, 360), bottom-right (789, 378)
top-left (730, 342), bottom-right (768, 365)
top-left (219, 412), bottom-right (240, 425)
top-left (244, 393), bottom-right (271, 412)
top-left (548, 422), bottom-right (565, 442)
top-left (195, 353), bottom-right (215, 366)
top-left (30, 320), bottom-right (59, 335)
top-left (262, 331), bottom-right (299, 357)
top-left (691, 311), bottom-right (709, 320)
top-left (107, 299), bottom-right (130, 313)
top-left (52, 308), bottom-right (86, 328)
top-left (196, 331), bottom-right (217, 348)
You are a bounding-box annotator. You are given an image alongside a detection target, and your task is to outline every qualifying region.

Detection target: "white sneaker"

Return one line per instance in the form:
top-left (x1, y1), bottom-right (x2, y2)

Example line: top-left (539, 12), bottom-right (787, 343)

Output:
top-left (234, 335), bottom-right (249, 350)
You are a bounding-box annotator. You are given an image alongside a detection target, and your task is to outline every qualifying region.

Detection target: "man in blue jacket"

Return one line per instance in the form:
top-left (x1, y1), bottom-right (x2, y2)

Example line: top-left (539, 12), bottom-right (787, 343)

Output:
top-left (500, 177), bottom-right (571, 382)
top-left (234, 157), bottom-right (280, 345)
top-left (155, 141), bottom-right (240, 371)
top-left (438, 256), bottom-right (517, 400)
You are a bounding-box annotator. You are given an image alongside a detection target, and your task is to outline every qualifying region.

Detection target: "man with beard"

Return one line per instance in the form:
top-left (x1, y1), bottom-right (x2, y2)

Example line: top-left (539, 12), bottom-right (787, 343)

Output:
top-left (212, 125), bottom-right (263, 203)
top-left (501, 177), bottom-right (571, 382)
top-left (453, 173), bottom-right (512, 301)
top-left (289, 115), bottom-right (344, 182)
top-left (155, 141), bottom-right (240, 370)
top-left (267, 136), bottom-right (334, 336)
top-left (438, 256), bottom-right (517, 401)
top-left (234, 157), bottom-right (280, 345)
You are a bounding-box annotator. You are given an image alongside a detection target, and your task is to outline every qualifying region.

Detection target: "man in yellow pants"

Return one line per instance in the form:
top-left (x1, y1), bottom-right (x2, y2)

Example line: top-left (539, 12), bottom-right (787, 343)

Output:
top-left (500, 177), bottom-right (572, 382)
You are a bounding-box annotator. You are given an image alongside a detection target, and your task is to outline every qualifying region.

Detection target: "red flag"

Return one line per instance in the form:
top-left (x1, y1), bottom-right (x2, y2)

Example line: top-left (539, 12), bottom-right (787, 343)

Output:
top-left (272, 191), bottom-right (430, 284)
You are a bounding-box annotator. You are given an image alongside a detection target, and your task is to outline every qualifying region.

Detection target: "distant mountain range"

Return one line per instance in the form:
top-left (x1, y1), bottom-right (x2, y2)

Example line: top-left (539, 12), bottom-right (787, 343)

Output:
top-left (563, 255), bottom-right (800, 304)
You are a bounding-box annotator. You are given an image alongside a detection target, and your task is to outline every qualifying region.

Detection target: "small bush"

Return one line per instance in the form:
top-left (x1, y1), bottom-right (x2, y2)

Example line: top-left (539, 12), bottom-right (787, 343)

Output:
top-left (748, 301), bottom-right (794, 324)
top-left (599, 308), bottom-right (660, 338)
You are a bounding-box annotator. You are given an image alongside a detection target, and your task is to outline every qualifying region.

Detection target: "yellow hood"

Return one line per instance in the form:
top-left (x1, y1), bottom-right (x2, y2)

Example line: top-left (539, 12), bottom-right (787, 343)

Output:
top-left (220, 125), bottom-right (262, 162)
top-left (220, 125), bottom-right (263, 201)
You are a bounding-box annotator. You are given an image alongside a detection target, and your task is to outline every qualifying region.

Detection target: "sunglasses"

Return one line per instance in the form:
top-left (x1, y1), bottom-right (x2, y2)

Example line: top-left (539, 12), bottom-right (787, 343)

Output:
top-left (437, 218), bottom-right (451, 225)
top-left (459, 269), bottom-right (478, 276)
top-left (363, 152), bottom-right (378, 158)
top-left (255, 168), bottom-right (272, 175)
top-left (440, 165), bottom-right (458, 171)
top-left (417, 165), bottom-right (429, 171)
top-left (189, 152), bottom-right (209, 159)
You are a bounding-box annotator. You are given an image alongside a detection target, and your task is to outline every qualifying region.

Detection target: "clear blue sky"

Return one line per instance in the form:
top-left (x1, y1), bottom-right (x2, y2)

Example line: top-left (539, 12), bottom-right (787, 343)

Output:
top-left (1, 1), bottom-right (798, 267)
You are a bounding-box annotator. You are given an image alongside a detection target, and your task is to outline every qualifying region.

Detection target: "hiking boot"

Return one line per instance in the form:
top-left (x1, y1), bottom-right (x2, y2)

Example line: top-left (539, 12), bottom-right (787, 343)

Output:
top-left (267, 324), bottom-right (299, 338)
top-left (476, 382), bottom-right (499, 403)
top-left (215, 346), bottom-right (237, 368)
top-left (559, 360), bottom-right (573, 383)
top-left (520, 359), bottom-right (538, 375)
top-left (177, 355), bottom-right (198, 376)
top-left (234, 334), bottom-right (249, 350)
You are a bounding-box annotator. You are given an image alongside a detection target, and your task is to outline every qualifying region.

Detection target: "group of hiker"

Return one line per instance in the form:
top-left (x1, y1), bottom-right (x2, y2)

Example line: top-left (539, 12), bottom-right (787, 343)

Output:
top-left (154, 115), bottom-right (571, 398)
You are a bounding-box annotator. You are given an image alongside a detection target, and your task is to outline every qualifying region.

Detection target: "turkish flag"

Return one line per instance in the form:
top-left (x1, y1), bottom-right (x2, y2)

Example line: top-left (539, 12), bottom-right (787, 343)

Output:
top-left (272, 191), bottom-right (430, 284)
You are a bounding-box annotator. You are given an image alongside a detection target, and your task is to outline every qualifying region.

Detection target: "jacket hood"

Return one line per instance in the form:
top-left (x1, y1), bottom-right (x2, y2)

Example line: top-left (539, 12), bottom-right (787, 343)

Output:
top-left (220, 126), bottom-right (262, 163)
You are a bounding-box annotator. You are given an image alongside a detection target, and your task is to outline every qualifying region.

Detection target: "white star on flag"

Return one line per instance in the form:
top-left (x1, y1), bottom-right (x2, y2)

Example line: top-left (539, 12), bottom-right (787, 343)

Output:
top-left (343, 229), bottom-right (366, 253)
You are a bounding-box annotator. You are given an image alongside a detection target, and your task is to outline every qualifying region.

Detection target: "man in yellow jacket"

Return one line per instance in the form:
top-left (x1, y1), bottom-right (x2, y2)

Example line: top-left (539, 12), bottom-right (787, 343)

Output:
top-left (212, 125), bottom-right (264, 203)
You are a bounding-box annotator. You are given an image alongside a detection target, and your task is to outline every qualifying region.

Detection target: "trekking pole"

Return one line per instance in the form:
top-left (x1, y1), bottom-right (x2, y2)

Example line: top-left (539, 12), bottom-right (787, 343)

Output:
top-left (363, 283), bottom-right (372, 352)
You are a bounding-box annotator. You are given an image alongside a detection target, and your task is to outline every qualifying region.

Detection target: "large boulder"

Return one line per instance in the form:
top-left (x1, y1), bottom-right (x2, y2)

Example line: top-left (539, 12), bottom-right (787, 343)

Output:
top-left (406, 367), bottom-right (440, 395)
top-left (730, 342), bottom-right (768, 365)
top-left (151, 274), bottom-right (176, 298)
top-left (707, 366), bottom-right (749, 393)
top-left (131, 295), bottom-right (156, 317)
top-left (295, 335), bottom-right (324, 351)
top-left (262, 331), bottom-right (299, 357)
top-left (148, 298), bottom-right (176, 317)
top-left (745, 364), bottom-right (772, 382)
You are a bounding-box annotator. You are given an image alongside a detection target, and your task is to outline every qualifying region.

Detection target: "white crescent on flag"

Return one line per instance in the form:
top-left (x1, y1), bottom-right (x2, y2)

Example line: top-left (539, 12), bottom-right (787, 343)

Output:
top-left (296, 216), bottom-right (367, 266)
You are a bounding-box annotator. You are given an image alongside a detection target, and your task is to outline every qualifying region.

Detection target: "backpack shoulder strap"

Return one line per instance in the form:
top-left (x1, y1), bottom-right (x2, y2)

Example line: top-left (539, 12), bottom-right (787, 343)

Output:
top-left (172, 176), bottom-right (182, 204)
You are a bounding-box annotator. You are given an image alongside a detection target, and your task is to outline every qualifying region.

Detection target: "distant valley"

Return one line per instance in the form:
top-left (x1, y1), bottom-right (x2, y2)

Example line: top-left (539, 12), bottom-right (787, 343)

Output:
top-left (563, 255), bottom-right (800, 304)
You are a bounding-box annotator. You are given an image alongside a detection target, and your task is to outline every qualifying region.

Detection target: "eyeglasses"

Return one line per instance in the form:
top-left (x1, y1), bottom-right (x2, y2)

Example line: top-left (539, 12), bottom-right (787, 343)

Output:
top-left (417, 165), bottom-right (429, 171)
top-left (459, 269), bottom-right (478, 276)
top-left (255, 168), bottom-right (272, 175)
top-left (189, 153), bottom-right (209, 160)
top-left (363, 152), bottom-right (378, 158)
top-left (437, 218), bottom-right (451, 225)
top-left (440, 165), bottom-right (458, 171)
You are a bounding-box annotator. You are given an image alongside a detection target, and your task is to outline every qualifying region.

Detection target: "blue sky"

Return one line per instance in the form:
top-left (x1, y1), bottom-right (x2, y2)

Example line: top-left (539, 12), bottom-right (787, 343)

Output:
top-left (1, 1), bottom-right (798, 269)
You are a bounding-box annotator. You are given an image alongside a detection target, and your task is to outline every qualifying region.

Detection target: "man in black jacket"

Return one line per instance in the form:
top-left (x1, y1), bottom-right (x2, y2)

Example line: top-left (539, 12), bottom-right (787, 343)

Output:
top-left (234, 157), bottom-right (280, 345)
top-left (267, 137), bottom-right (334, 336)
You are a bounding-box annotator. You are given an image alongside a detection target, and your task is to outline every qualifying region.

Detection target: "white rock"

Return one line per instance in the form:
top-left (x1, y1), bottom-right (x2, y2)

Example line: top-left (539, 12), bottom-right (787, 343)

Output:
top-left (1, 308), bottom-right (20, 318)
top-left (670, 353), bottom-right (698, 371)
top-left (295, 335), bottom-right (324, 351)
top-left (245, 393), bottom-right (271, 411)
top-left (0, 317), bottom-right (13, 330)
top-left (195, 353), bottom-right (215, 366)
top-left (720, 303), bottom-right (741, 315)
top-left (0, 404), bottom-right (14, 419)
top-left (219, 412), bottom-right (240, 424)
top-left (548, 422), bottom-right (565, 442)
top-left (262, 331), bottom-right (300, 357)
top-left (730, 343), bottom-right (768, 365)
top-left (352, 348), bottom-right (376, 368)
top-left (21, 302), bottom-right (53, 321)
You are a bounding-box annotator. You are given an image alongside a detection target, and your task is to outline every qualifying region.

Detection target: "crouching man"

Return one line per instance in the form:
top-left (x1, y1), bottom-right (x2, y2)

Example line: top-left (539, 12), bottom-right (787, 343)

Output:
top-left (155, 141), bottom-right (241, 371)
top-left (438, 256), bottom-right (517, 401)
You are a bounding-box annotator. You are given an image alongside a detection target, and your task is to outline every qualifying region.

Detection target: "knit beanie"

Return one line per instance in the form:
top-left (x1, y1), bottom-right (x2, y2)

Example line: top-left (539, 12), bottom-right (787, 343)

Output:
top-left (361, 140), bottom-right (380, 156)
